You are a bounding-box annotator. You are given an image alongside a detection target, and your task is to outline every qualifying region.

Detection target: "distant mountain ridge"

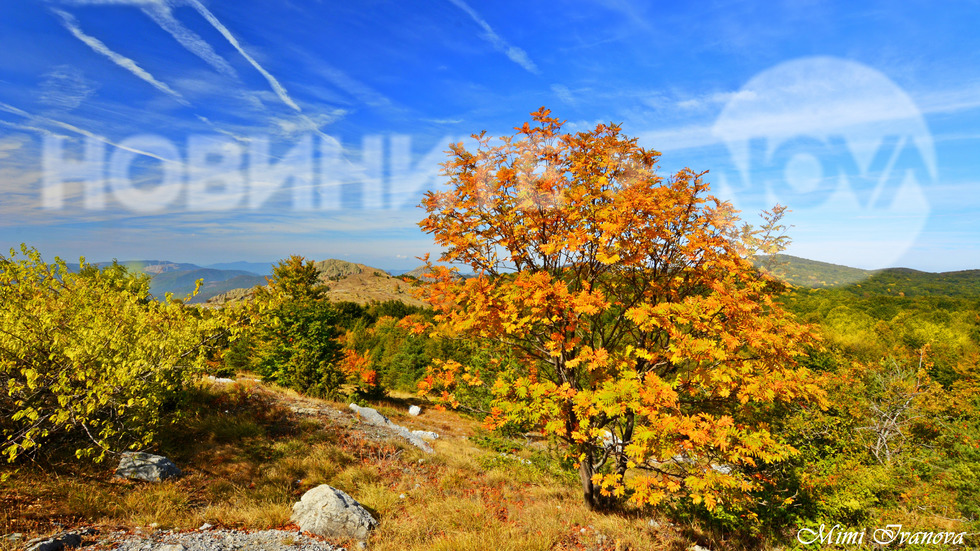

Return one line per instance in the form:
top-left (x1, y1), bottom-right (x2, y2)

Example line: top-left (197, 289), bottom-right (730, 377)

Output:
top-left (95, 260), bottom-right (201, 275)
top-left (204, 261), bottom-right (274, 274)
top-left (756, 254), bottom-right (980, 297)
top-left (93, 260), bottom-right (269, 304)
top-left (95, 256), bottom-right (980, 305)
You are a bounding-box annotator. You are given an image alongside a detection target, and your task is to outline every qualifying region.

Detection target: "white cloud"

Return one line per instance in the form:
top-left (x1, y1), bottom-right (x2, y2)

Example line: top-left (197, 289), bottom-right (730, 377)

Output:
top-left (52, 8), bottom-right (190, 106)
top-left (675, 90), bottom-right (759, 111)
top-left (268, 110), bottom-right (347, 138)
top-left (307, 61), bottom-right (393, 108)
top-left (446, 0), bottom-right (539, 75)
top-left (423, 118), bottom-right (464, 125)
top-left (0, 117), bottom-right (68, 139)
top-left (0, 136), bottom-right (26, 160)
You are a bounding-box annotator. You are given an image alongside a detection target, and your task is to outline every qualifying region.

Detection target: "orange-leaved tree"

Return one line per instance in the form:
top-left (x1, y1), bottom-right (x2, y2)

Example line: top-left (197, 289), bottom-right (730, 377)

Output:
top-left (417, 108), bottom-right (826, 512)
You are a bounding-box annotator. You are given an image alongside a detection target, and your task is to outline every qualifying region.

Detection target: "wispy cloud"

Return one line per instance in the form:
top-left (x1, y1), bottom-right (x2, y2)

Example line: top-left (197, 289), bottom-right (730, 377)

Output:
top-left (446, 0), bottom-right (539, 75)
top-left (307, 61), bottom-right (393, 109)
top-left (38, 65), bottom-right (100, 111)
top-left (0, 137), bottom-right (26, 160)
top-left (423, 118), bottom-right (463, 125)
top-left (141, 3), bottom-right (238, 78)
top-left (184, 0), bottom-right (302, 112)
top-left (551, 84), bottom-right (575, 105)
top-left (0, 117), bottom-right (69, 139)
top-left (52, 0), bottom-right (344, 137)
top-left (0, 101), bottom-right (179, 163)
top-left (51, 8), bottom-right (190, 106)
top-left (916, 82), bottom-right (980, 116)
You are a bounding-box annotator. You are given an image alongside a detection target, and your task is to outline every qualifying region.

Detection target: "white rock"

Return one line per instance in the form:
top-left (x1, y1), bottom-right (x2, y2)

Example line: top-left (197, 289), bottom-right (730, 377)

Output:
top-left (411, 430), bottom-right (440, 440)
top-left (408, 405), bottom-right (422, 416)
top-left (291, 484), bottom-right (378, 541)
top-left (349, 403), bottom-right (395, 428)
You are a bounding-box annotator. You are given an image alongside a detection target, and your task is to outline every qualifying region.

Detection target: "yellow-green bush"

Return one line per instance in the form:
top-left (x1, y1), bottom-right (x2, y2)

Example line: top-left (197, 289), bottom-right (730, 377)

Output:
top-left (0, 245), bottom-right (226, 462)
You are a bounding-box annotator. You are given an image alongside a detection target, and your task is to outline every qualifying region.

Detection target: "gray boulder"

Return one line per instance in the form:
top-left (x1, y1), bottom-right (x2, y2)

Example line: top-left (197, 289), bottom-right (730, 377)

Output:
top-left (26, 530), bottom-right (88, 551)
top-left (115, 452), bottom-right (182, 482)
top-left (349, 403), bottom-right (395, 428)
top-left (393, 426), bottom-right (433, 453)
top-left (291, 484), bottom-right (378, 541)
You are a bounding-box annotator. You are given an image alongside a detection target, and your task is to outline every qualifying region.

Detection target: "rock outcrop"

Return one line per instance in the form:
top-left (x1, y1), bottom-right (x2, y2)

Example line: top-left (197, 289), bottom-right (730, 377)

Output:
top-left (348, 404), bottom-right (434, 453)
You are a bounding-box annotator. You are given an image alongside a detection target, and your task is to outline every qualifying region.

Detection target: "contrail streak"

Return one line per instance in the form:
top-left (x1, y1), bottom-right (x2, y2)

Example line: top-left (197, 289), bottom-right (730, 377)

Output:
top-left (142, 3), bottom-right (238, 77)
top-left (185, 0), bottom-right (302, 112)
top-left (0, 101), bottom-right (179, 164)
top-left (52, 8), bottom-right (190, 106)
top-left (446, 0), bottom-right (539, 74)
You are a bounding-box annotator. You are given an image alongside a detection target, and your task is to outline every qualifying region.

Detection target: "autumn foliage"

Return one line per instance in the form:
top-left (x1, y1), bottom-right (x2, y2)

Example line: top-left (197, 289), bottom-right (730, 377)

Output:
top-left (417, 108), bottom-right (826, 512)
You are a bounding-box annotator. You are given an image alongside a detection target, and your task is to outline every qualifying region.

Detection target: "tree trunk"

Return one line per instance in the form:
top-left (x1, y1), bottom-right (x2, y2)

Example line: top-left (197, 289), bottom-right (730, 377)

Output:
top-left (578, 447), bottom-right (597, 510)
top-left (614, 411), bottom-right (635, 480)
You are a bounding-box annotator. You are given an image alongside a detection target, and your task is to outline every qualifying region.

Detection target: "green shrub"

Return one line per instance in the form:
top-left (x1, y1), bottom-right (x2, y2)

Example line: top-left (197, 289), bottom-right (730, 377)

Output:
top-left (251, 300), bottom-right (345, 396)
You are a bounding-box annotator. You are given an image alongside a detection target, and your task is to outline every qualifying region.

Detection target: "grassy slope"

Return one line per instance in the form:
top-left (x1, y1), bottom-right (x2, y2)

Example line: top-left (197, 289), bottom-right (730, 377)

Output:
top-left (0, 380), bottom-right (697, 551)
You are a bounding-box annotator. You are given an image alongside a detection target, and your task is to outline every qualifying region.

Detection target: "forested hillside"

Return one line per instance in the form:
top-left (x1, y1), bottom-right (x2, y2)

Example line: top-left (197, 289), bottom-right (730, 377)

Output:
top-left (758, 254), bottom-right (980, 296)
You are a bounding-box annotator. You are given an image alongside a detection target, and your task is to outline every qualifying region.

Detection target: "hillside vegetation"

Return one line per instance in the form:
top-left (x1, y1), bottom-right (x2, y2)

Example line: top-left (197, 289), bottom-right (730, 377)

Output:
top-left (3, 111), bottom-right (978, 549)
top-left (3, 244), bottom-right (979, 550)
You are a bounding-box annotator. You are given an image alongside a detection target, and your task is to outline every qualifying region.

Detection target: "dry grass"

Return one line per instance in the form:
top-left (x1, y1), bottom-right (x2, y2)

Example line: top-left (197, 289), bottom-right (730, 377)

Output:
top-left (0, 379), bottom-right (695, 550)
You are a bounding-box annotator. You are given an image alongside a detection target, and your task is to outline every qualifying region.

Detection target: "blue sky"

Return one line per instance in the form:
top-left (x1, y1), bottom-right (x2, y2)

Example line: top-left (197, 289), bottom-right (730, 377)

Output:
top-left (1, 0), bottom-right (979, 272)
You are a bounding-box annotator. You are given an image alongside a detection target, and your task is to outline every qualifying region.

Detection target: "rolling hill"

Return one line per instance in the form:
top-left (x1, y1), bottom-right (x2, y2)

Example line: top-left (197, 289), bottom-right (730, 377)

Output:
top-left (95, 255), bottom-right (980, 307)
top-left (756, 254), bottom-right (980, 297)
top-left (93, 260), bottom-right (269, 304)
top-left (205, 258), bottom-right (425, 307)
